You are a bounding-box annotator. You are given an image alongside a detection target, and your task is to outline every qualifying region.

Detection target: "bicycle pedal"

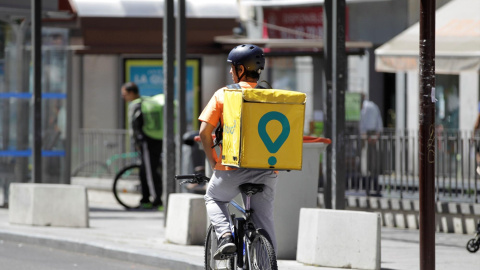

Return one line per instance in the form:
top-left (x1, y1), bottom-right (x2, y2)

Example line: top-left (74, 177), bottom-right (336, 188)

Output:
top-left (217, 253), bottom-right (236, 260)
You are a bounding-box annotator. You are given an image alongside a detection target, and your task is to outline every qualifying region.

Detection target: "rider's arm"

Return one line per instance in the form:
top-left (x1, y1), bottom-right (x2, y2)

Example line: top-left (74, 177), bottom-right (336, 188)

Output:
top-left (199, 121), bottom-right (217, 170)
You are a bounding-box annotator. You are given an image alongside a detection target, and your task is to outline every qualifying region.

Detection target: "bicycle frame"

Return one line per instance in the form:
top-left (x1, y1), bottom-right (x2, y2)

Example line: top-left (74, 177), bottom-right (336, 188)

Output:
top-left (175, 174), bottom-right (277, 270)
top-left (229, 195), bottom-right (255, 269)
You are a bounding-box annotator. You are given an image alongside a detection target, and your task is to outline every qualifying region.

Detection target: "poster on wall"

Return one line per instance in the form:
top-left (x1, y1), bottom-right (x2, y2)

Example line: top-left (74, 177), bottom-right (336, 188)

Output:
top-left (124, 58), bottom-right (201, 130)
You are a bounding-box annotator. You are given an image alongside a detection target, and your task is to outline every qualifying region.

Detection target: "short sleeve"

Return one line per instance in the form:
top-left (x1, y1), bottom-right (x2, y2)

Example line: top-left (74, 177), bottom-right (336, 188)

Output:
top-left (198, 89), bottom-right (224, 127)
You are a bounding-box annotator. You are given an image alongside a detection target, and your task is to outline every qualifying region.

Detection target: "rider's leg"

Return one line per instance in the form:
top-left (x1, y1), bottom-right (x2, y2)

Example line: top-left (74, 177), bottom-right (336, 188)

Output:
top-left (205, 169), bottom-right (260, 238)
top-left (204, 169), bottom-right (243, 240)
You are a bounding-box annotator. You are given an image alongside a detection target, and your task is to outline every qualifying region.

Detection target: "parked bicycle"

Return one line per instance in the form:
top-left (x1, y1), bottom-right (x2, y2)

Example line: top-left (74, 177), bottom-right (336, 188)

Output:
top-left (72, 150), bottom-right (140, 178)
top-left (112, 160), bottom-right (162, 209)
top-left (175, 173), bottom-right (278, 270)
top-left (466, 221), bottom-right (480, 253)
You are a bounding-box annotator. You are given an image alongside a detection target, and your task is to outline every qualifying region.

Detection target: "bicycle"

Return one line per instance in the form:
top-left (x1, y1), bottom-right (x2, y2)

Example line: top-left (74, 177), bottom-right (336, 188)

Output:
top-left (466, 221), bottom-right (480, 253)
top-left (112, 160), bottom-right (162, 209)
top-left (175, 173), bottom-right (278, 270)
top-left (73, 150), bottom-right (140, 178)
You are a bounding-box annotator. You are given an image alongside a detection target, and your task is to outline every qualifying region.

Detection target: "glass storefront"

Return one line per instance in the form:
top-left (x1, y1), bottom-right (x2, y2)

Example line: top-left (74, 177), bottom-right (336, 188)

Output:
top-left (0, 22), bottom-right (70, 199)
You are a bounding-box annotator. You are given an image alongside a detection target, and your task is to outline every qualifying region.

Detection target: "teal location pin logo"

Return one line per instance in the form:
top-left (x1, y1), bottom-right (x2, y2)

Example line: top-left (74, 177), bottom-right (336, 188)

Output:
top-left (258, 111), bottom-right (290, 166)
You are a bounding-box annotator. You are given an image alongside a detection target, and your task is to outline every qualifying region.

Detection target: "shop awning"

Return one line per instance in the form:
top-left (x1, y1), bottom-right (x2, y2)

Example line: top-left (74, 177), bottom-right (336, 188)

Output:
top-left (375, 0), bottom-right (480, 74)
top-left (66, 0), bottom-right (240, 54)
top-left (72, 0), bottom-right (238, 18)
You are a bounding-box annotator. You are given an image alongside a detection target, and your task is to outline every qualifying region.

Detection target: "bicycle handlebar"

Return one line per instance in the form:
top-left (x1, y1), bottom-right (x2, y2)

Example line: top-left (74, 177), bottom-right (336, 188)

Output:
top-left (175, 173), bottom-right (210, 185)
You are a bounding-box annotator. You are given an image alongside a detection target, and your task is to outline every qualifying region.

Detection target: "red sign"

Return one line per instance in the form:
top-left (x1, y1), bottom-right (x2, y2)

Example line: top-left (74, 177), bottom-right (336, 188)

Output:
top-left (263, 6), bottom-right (348, 40)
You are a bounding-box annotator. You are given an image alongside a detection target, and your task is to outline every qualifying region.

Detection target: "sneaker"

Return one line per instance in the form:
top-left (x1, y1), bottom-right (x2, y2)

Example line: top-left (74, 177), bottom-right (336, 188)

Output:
top-left (139, 202), bottom-right (153, 209)
top-left (477, 166), bottom-right (480, 176)
top-left (213, 235), bottom-right (236, 260)
top-left (152, 200), bottom-right (163, 211)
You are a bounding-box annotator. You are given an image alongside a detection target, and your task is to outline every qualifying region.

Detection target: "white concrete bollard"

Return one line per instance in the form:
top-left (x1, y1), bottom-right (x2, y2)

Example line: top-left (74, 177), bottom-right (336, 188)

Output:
top-left (297, 208), bottom-right (381, 270)
top-left (165, 193), bottom-right (207, 245)
top-left (9, 183), bottom-right (89, 228)
top-left (275, 142), bottom-right (327, 259)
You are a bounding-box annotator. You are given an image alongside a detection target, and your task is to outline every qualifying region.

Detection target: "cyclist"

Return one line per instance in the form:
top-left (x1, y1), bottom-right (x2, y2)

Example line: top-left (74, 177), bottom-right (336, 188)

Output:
top-left (121, 82), bottom-right (163, 210)
top-left (198, 44), bottom-right (278, 259)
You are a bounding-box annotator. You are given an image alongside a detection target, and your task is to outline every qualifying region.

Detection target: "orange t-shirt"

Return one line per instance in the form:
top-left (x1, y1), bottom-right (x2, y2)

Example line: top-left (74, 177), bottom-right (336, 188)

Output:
top-left (198, 81), bottom-right (258, 171)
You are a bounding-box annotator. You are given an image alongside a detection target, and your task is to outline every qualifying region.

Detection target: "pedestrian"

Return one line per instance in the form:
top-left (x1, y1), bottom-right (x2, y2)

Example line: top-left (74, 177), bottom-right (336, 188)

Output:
top-left (359, 93), bottom-right (383, 196)
top-left (198, 44), bottom-right (278, 259)
top-left (121, 82), bottom-right (164, 210)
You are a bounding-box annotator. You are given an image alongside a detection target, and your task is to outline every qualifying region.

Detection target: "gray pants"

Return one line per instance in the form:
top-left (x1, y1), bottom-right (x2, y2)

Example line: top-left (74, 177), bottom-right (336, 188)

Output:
top-left (204, 168), bottom-right (278, 249)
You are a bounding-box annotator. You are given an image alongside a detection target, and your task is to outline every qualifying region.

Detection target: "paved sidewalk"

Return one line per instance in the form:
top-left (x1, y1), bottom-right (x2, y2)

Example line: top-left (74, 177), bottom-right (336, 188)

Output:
top-left (0, 190), bottom-right (479, 270)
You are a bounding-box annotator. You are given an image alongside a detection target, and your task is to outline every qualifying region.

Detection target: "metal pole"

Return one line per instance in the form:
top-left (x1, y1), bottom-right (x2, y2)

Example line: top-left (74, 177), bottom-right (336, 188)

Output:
top-left (32, 0), bottom-right (42, 183)
top-left (324, 0), bottom-right (346, 209)
top-left (176, 0), bottom-right (186, 179)
top-left (65, 50), bottom-right (73, 184)
top-left (13, 22), bottom-right (29, 184)
top-left (163, 0), bottom-right (175, 220)
top-left (334, 0), bottom-right (346, 210)
top-left (419, 0), bottom-right (436, 269)
top-left (323, 0), bottom-right (333, 209)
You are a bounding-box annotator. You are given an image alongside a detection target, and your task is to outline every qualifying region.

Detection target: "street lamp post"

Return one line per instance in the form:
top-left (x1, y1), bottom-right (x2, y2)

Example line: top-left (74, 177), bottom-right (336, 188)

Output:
top-left (163, 0), bottom-right (175, 221)
top-left (32, 0), bottom-right (42, 184)
top-left (419, 0), bottom-right (436, 269)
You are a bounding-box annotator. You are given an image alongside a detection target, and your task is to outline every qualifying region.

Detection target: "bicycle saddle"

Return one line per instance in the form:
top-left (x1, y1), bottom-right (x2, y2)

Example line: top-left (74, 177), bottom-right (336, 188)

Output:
top-left (239, 183), bottom-right (265, 195)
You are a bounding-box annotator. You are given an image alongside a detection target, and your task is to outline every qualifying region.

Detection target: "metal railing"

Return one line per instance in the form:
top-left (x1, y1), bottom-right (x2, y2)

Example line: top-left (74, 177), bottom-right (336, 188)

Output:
top-left (342, 128), bottom-right (479, 203)
top-left (73, 128), bottom-right (480, 202)
top-left (72, 129), bottom-right (139, 178)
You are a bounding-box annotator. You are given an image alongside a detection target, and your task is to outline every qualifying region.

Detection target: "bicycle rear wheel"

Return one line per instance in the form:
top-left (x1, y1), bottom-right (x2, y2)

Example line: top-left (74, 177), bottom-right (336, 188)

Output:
top-left (112, 164), bottom-right (142, 209)
top-left (205, 224), bottom-right (235, 270)
top-left (247, 229), bottom-right (277, 270)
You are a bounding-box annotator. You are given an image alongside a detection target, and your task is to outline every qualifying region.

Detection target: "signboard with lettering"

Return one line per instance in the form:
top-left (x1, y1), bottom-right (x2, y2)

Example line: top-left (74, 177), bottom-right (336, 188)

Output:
top-left (345, 92), bottom-right (361, 122)
top-left (263, 6), bottom-right (348, 40)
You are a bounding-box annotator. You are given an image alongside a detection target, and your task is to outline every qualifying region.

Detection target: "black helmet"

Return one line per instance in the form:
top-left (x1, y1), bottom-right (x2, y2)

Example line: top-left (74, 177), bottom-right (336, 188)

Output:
top-left (227, 44), bottom-right (265, 73)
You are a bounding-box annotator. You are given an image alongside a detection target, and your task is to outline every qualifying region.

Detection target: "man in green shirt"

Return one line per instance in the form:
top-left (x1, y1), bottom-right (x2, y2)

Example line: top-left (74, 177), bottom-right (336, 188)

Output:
top-left (121, 82), bottom-right (163, 209)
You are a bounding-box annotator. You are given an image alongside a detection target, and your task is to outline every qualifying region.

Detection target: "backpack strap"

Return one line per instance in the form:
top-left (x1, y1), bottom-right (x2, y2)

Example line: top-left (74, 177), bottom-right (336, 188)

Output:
top-left (212, 119), bottom-right (223, 149)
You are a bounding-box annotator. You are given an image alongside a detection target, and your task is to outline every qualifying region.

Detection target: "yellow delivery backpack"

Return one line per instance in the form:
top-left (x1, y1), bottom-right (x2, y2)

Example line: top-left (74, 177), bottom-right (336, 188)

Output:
top-left (222, 88), bottom-right (306, 170)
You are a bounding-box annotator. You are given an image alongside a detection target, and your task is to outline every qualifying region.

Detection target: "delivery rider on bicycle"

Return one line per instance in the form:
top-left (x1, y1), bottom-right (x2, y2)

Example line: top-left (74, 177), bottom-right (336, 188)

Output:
top-left (198, 44), bottom-right (278, 259)
top-left (121, 82), bottom-right (164, 210)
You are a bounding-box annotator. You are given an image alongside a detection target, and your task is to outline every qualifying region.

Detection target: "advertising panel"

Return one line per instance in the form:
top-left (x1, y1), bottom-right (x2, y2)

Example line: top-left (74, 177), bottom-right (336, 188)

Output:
top-left (124, 59), bottom-right (200, 129)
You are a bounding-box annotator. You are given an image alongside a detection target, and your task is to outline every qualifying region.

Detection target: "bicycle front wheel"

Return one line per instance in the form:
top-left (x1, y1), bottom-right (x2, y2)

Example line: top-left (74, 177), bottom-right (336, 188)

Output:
top-left (205, 224), bottom-right (235, 270)
top-left (466, 238), bottom-right (480, 253)
top-left (112, 164), bottom-right (142, 209)
top-left (247, 229), bottom-right (277, 270)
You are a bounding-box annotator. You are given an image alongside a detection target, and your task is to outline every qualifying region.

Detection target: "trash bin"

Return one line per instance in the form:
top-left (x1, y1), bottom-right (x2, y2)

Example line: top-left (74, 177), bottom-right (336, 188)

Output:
top-left (273, 136), bottom-right (331, 260)
top-left (182, 131), bottom-right (206, 194)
